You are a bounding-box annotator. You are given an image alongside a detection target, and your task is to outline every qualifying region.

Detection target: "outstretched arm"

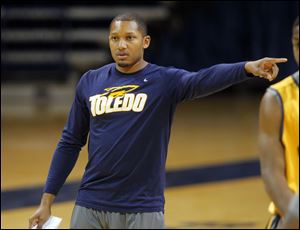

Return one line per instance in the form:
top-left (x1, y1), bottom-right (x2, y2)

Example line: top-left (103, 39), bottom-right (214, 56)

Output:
top-left (258, 88), bottom-right (294, 216)
top-left (169, 57), bottom-right (287, 102)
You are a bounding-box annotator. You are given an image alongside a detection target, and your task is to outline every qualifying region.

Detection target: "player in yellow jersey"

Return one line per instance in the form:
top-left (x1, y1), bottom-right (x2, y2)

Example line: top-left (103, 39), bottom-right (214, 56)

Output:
top-left (258, 16), bottom-right (299, 229)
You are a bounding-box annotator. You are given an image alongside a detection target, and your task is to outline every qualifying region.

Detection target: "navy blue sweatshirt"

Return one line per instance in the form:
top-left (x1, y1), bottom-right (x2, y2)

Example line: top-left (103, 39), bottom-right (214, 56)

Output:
top-left (44, 62), bottom-right (250, 213)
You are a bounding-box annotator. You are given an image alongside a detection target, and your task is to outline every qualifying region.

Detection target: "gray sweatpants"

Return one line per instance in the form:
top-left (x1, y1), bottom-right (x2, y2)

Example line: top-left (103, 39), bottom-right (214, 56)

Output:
top-left (70, 205), bottom-right (164, 229)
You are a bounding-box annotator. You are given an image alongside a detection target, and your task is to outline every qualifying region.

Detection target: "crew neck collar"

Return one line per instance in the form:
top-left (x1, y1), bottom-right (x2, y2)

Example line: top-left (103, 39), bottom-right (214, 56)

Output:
top-left (112, 63), bottom-right (151, 77)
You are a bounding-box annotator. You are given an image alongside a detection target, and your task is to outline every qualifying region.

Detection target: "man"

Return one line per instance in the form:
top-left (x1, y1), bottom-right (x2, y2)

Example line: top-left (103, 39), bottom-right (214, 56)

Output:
top-left (278, 193), bottom-right (299, 229)
top-left (29, 13), bottom-right (287, 229)
top-left (258, 16), bottom-right (299, 229)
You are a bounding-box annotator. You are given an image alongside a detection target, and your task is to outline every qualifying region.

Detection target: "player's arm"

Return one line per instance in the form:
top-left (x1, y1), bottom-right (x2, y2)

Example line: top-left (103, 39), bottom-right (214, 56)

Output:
top-left (169, 57), bottom-right (287, 103)
top-left (278, 193), bottom-right (299, 229)
top-left (258, 89), bottom-right (294, 216)
top-left (28, 72), bottom-right (91, 228)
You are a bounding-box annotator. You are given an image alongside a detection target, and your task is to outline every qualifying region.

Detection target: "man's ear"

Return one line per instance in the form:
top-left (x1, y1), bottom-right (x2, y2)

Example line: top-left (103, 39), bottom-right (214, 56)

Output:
top-left (143, 35), bottom-right (151, 49)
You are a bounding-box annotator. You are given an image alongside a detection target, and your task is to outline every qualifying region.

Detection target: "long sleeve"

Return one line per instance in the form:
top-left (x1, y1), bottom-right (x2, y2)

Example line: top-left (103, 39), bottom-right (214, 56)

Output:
top-left (44, 74), bottom-right (90, 195)
top-left (167, 61), bottom-right (251, 103)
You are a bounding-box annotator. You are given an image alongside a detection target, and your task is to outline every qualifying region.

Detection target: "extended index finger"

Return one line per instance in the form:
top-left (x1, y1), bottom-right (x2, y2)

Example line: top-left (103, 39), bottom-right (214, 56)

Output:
top-left (264, 57), bottom-right (288, 63)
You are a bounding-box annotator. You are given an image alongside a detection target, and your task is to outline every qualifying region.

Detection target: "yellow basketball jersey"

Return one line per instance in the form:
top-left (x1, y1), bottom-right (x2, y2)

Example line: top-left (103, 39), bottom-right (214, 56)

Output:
top-left (268, 73), bottom-right (299, 214)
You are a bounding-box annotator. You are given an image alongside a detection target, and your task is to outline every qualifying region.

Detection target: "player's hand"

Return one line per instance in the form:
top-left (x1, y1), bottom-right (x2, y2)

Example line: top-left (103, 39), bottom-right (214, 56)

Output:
top-left (28, 205), bottom-right (51, 229)
top-left (245, 57), bottom-right (288, 81)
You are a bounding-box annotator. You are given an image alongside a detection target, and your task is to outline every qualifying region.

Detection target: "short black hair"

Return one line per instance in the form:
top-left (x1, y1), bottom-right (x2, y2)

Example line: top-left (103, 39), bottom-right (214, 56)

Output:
top-left (293, 16), bottom-right (299, 38)
top-left (110, 13), bottom-right (147, 36)
top-left (293, 16), bottom-right (299, 28)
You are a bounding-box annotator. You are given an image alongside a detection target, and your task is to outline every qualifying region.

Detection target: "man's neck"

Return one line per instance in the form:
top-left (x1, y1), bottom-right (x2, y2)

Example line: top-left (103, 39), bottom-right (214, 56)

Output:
top-left (116, 60), bottom-right (148, 74)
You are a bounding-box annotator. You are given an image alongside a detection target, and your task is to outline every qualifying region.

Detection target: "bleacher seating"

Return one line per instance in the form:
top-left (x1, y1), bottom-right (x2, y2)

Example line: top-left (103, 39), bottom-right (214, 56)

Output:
top-left (1, 3), bottom-right (170, 83)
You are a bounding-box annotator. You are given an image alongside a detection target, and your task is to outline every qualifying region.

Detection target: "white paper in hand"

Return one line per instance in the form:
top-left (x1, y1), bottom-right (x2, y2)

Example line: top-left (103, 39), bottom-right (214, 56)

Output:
top-left (32, 216), bottom-right (62, 229)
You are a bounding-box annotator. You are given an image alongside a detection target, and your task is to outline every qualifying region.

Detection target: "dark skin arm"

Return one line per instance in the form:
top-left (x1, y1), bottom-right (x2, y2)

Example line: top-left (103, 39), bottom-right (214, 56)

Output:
top-left (258, 89), bottom-right (294, 217)
top-left (278, 193), bottom-right (299, 229)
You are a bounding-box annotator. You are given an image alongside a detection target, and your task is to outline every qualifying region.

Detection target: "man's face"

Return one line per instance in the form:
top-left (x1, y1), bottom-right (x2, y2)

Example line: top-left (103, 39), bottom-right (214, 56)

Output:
top-left (292, 25), bottom-right (299, 66)
top-left (109, 20), bottom-right (150, 68)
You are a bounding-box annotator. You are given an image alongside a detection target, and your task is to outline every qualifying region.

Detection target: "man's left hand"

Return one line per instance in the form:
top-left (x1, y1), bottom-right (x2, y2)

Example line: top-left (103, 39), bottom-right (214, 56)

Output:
top-left (245, 57), bottom-right (288, 81)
